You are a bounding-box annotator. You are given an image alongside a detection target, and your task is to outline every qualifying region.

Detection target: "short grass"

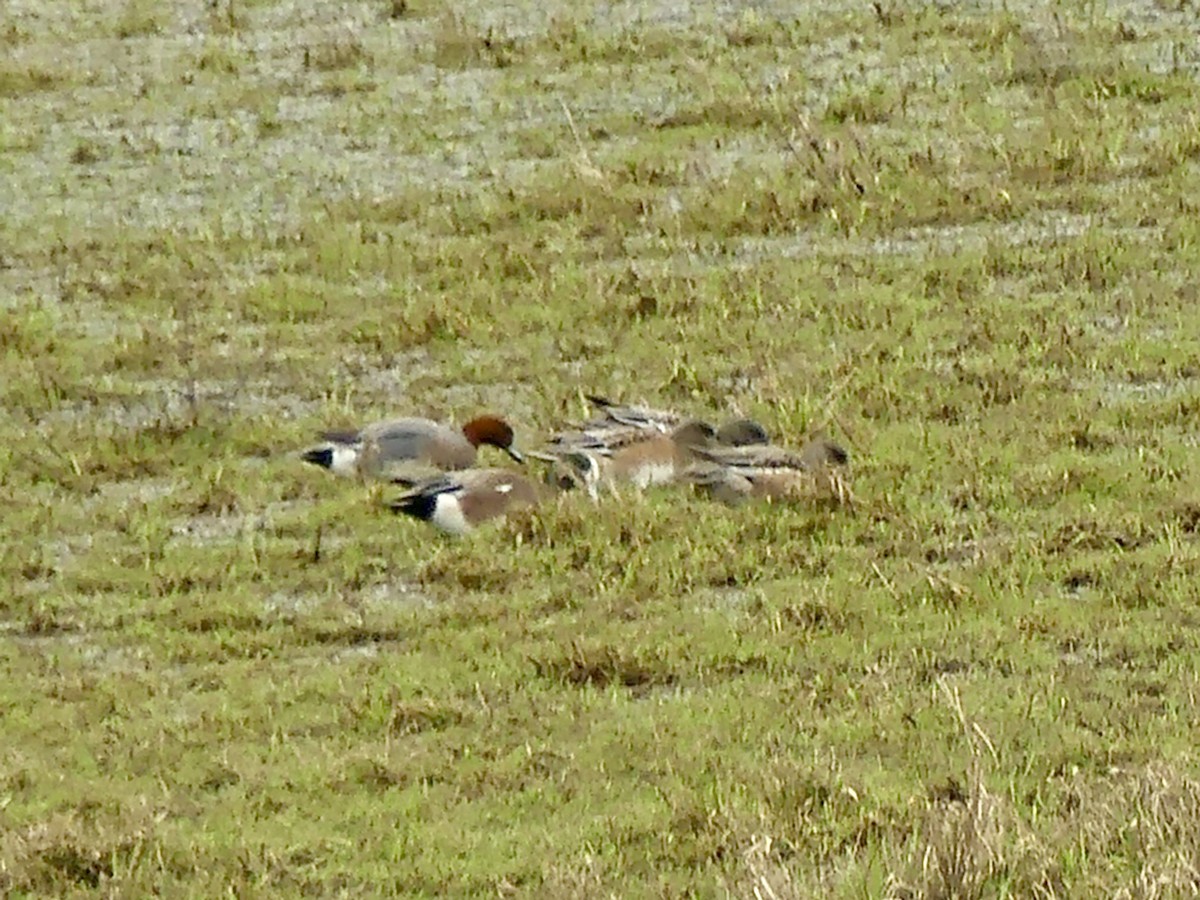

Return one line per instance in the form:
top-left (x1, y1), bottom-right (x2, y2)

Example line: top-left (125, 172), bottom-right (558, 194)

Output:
top-left (5, 0), bottom-right (1200, 895)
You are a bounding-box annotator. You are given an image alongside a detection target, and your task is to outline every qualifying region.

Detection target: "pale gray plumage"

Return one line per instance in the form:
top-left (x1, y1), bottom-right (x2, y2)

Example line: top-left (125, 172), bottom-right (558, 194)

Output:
top-left (301, 414), bottom-right (522, 480)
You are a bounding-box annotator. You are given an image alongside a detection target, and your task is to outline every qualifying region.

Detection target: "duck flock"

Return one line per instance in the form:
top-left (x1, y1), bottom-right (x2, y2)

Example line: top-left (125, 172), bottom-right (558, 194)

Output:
top-left (300, 396), bottom-right (852, 535)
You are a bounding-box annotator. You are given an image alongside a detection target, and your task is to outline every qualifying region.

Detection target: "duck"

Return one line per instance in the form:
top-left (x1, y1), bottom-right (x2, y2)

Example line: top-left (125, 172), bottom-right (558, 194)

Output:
top-left (301, 414), bottom-right (523, 481)
top-left (577, 394), bottom-right (683, 432)
top-left (387, 468), bottom-right (542, 535)
top-left (681, 436), bottom-right (852, 506)
top-left (576, 396), bottom-right (769, 448)
top-left (539, 448), bottom-right (605, 501)
top-left (714, 418), bottom-right (773, 447)
top-left (535, 417), bottom-right (770, 494)
top-left (592, 419), bottom-right (719, 489)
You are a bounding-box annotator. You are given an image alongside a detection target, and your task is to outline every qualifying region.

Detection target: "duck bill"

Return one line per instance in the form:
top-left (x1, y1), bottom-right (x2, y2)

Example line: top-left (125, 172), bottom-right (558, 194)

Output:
top-left (505, 446), bottom-right (526, 464)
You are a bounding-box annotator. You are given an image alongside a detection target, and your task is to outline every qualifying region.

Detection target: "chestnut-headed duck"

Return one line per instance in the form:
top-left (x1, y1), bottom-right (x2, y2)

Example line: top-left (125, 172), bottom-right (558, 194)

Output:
top-left (301, 414), bottom-right (523, 481)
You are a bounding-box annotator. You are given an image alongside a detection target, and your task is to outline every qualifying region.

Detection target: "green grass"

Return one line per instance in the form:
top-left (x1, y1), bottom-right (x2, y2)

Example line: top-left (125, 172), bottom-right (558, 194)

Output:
top-left (5, 0), bottom-right (1200, 895)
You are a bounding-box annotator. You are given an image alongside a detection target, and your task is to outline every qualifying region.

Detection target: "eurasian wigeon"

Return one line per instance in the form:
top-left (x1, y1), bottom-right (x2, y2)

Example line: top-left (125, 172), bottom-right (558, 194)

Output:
top-left (301, 414), bottom-right (523, 481)
top-left (682, 436), bottom-right (852, 506)
top-left (578, 396), bottom-right (770, 446)
top-left (600, 419), bottom-right (719, 488)
top-left (388, 468), bottom-right (542, 535)
top-left (536, 398), bottom-right (771, 493)
top-left (714, 418), bottom-right (772, 447)
top-left (579, 394), bottom-right (683, 432)
top-left (537, 419), bottom-right (750, 492)
top-left (539, 449), bottom-right (605, 501)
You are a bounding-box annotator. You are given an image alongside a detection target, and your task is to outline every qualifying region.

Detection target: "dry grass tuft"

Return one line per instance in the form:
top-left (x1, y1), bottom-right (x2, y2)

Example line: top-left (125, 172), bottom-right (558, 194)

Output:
top-left (0, 809), bottom-right (170, 894)
top-left (304, 29), bottom-right (373, 72)
top-left (428, 9), bottom-right (522, 69)
top-left (882, 683), bottom-right (1056, 899)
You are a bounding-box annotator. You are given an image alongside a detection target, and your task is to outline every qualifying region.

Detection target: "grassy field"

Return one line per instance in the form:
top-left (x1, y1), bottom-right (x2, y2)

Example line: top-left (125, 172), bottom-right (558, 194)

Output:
top-left (5, 0), bottom-right (1200, 895)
